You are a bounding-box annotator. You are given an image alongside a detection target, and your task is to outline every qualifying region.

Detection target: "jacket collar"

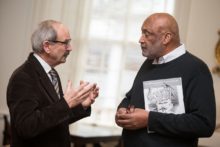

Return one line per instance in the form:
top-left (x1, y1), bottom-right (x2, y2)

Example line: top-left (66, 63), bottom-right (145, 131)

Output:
top-left (28, 53), bottom-right (60, 102)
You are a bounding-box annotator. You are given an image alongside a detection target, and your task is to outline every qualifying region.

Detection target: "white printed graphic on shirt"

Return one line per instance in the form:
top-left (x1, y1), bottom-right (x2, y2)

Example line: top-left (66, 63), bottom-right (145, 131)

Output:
top-left (143, 78), bottom-right (185, 114)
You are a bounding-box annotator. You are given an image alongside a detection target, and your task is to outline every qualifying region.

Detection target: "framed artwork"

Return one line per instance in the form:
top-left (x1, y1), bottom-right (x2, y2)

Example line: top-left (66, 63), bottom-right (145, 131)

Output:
top-left (212, 30), bottom-right (220, 76)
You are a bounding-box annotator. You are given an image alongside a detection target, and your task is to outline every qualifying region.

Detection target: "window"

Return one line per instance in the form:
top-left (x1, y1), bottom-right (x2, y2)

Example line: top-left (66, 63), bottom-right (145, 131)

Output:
top-left (78, 0), bottom-right (175, 126)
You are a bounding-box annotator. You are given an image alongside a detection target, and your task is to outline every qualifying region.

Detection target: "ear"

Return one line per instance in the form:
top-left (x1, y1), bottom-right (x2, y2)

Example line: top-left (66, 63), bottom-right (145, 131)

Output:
top-left (162, 32), bottom-right (172, 45)
top-left (42, 41), bottom-right (51, 53)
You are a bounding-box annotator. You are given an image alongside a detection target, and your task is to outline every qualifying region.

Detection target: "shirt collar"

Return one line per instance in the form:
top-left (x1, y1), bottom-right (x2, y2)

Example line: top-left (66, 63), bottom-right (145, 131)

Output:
top-left (33, 53), bottom-right (52, 74)
top-left (152, 44), bottom-right (186, 64)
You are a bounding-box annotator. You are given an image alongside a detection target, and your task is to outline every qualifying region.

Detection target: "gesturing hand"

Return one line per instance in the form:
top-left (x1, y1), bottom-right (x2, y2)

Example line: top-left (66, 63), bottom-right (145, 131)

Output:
top-left (80, 80), bottom-right (99, 109)
top-left (64, 80), bottom-right (96, 108)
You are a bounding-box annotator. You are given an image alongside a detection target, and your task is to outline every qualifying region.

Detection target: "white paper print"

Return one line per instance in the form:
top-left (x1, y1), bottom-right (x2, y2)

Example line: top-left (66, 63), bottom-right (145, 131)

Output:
top-left (143, 78), bottom-right (185, 114)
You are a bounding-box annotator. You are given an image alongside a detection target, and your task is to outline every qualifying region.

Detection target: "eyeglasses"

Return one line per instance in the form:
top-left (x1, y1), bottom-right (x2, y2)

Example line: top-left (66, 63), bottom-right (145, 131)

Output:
top-left (48, 39), bottom-right (71, 46)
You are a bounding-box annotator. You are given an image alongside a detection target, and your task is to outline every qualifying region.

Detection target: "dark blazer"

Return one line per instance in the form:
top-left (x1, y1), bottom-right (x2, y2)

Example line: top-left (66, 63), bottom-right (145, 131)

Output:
top-left (7, 53), bottom-right (90, 147)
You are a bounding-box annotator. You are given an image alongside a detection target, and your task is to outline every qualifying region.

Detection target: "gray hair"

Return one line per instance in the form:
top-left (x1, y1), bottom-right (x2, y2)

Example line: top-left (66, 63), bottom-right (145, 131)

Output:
top-left (31, 20), bottom-right (61, 53)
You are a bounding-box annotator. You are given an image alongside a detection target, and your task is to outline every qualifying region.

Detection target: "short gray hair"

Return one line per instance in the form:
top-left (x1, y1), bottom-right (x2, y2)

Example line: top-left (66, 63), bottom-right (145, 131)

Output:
top-left (31, 20), bottom-right (61, 53)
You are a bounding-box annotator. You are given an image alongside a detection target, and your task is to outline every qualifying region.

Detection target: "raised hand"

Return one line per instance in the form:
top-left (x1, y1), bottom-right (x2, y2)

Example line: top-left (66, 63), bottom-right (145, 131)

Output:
top-left (64, 80), bottom-right (96, 108)
top-left (80, 80), bottom-right (99, 109)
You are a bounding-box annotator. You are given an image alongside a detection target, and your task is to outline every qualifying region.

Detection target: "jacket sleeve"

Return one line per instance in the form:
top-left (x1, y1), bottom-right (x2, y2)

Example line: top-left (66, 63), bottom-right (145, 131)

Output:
top-left (68, 105), bottom-right (91, 123)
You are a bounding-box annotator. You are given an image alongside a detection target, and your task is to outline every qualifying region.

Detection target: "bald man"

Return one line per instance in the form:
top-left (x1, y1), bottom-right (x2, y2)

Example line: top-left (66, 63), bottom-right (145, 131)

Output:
top-left (115, 13), bottom-right (216, 147)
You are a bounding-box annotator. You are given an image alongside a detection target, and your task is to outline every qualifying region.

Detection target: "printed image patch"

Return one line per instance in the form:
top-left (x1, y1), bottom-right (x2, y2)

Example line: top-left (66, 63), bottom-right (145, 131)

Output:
top-left (143, 78), bottom-right (185, 114)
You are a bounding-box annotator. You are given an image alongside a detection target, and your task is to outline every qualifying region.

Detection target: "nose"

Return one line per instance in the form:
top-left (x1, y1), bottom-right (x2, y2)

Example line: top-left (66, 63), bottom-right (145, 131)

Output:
top-left (139, 34), bottom-right (144, 44)
top-left (66, 44), bottom-right (72, 51)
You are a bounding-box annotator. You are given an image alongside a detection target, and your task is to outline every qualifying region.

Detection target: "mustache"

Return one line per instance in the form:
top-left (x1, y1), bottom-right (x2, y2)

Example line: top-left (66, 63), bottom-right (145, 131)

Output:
top-left (64, 51), bottom-right (70, 57)
top-left (140, 44), bottom-right (146, 48)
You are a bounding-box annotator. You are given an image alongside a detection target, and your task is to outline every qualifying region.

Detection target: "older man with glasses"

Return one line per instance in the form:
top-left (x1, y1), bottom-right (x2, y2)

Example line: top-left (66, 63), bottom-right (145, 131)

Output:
top-left (7, 20), bottom-right (99, 147)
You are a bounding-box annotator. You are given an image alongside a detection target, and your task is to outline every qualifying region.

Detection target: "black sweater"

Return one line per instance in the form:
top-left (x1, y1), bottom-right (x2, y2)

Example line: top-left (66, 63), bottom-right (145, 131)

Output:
top-left (119, 52), bottom-right (216, 147)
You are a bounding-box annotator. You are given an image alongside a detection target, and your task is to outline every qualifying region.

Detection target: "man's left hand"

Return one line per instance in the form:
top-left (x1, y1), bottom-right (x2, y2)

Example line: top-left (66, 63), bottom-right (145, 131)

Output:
top-left (116, 108), bottom-right (149, 130)
top-left (80, 80), bottom-right (99, 109)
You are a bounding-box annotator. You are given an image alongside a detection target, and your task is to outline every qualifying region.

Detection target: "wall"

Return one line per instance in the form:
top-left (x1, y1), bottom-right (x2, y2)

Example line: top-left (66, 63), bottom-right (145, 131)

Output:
top-left (0, 0), bottom-right (33, 113)
top-left (185, 0), bottom-right (220, 124)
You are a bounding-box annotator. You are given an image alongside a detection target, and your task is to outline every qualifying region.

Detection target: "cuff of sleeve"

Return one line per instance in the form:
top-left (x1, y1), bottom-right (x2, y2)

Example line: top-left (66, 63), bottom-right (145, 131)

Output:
top-left (53, 98), bottom-right (72, 123)
top-left (69, 104), bottom-right (91, 119)
top-left (147, 111), bottom-right (156, 133)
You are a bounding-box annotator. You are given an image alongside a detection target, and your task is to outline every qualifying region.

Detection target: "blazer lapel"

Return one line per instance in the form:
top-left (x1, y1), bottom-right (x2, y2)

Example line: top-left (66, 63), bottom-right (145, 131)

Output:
top-left (39, 75), bottom-right (60, 102)
top-left (28, 53), bottom-right (60, 102)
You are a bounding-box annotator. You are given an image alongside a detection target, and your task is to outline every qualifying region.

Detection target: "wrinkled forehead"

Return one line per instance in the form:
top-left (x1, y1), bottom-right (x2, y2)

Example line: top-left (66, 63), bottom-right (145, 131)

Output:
top-left (141, 17), bottom-right (157, 32)
top-left (141, 15), bottom-right (169, 33)
top-left (53, 23), bottom-right (68, 33)
top-left (53, 23), bottom-right (70, 38)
